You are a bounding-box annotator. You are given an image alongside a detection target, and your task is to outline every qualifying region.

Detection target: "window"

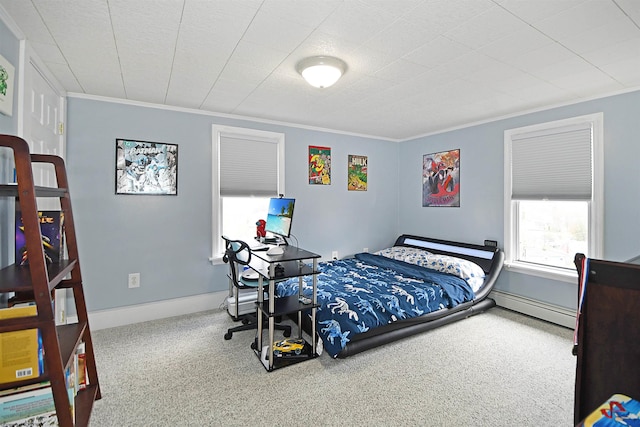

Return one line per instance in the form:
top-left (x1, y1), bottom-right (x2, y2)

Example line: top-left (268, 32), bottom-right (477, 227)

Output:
top-left (504, 113), bottom-right (603, 282)
top-left (212, 125), bottom-right (285, 262)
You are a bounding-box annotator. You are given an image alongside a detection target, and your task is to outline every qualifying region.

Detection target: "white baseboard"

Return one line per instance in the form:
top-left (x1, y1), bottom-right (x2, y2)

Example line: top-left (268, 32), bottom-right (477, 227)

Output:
top-left (73, 289), bottom-right (576, 331)
top-left (68, 291), bottom-right (228, 330)
top-left (490, 290), bottom-right (576, 329)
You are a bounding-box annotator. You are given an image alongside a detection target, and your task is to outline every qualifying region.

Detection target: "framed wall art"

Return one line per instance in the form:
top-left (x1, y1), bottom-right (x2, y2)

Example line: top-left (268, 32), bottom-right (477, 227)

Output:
top-left (422, 149), bottom-right (460, 207)
top-left (115, 139), bottom-right (178, 195)
top-left (0, 53), bottom-right (15, 116)
top-left (348, 154), bottom-right (367, 191)
top-left (309, 145), bottom-right (331, 185)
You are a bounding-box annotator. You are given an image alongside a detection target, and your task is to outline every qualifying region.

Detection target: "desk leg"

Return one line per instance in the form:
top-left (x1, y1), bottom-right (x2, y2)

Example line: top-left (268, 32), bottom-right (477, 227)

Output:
top-left (312, 258), bottom-right (318, 354)
top-left (268, 277), bottom-right (275, 370)
top-left (256, 277), bottom-right (263, 350)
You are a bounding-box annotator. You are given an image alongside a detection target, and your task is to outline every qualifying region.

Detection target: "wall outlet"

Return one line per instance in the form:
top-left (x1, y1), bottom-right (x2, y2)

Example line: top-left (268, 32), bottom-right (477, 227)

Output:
top-left (332, 251), bottom-right (338, 260)
top-left (128, 272), bottom-right (140, 288)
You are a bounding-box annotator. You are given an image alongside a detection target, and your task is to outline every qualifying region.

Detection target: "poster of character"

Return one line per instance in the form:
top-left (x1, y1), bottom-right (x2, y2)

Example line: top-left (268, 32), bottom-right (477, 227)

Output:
top-left (0, 53), bottom-right (15, 116)
top-left (422, 149), bottom-right (460, 207)
top-left (309, 145), bottom-right (331, 185)
top-left (348, 154), bottom-right (367, 191)
top-left (115, 139), bottom-right (178, 195)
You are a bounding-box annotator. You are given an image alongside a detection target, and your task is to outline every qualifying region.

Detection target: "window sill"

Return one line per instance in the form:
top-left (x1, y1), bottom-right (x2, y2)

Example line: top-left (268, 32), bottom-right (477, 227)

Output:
top-left (504, 261), bottom-right (578, 284)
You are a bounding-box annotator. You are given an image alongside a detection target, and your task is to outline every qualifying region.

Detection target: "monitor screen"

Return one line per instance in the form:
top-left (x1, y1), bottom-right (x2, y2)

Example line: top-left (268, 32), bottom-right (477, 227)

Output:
top-left (264, 197), bottom-right (295, 238)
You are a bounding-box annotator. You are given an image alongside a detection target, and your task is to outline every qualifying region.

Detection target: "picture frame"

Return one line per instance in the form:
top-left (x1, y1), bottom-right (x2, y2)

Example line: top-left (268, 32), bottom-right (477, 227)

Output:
top-left (348, 154), bottom-right (367, 191)
top-left (0, 53), bottom-right (15, 117)
top-left (309, 145), bottom-right (331, 185)
top-left (422, 149), bottom-right (460, 207)
top-left (115, 139), bottom-right (178, 195)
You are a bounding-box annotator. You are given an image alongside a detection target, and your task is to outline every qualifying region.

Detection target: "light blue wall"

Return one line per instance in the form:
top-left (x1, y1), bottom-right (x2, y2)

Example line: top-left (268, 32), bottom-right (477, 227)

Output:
top-left (0, 17), bottom-right (18, 136)
top-left (0, 18), bottom-right (20, 276)
top-left (400, 89), bottom-right (640, 311)
top-left (66, 98), bottom-right (399, 311)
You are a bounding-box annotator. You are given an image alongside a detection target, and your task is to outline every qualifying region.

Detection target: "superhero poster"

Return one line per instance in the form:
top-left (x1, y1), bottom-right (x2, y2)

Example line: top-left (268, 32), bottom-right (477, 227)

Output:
top-left (348, 154), bottom-right (367, 191)
top-left (422, 149), bottom-right (460, 207)
top-left (309, 145), bottom-right (331, 185)
top-left (115, 139), bottom-right (178, 195)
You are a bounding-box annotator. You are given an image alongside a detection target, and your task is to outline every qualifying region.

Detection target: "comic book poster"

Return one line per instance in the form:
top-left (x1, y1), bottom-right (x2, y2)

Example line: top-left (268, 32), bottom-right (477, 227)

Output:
top-left (115, 139), bottom-right (178, 195)
top-left (422, 149), bottom-right (460, 207)
top-left (15, 210), bottom-right (64, 265)
top-left (309, 146), bottom-right (331, 185)
top-left (348, 154), bottom-right (367, 191)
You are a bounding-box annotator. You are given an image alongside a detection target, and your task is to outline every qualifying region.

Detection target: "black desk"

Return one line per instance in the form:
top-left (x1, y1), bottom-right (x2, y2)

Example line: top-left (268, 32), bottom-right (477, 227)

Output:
top-left (248, 246), bottom-right (321, 371)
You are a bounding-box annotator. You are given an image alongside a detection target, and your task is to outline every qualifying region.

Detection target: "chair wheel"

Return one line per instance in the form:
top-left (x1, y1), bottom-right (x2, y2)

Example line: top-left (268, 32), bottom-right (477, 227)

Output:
top-left (224, 332), bottom-right (232, 340)
top-left (241, 318), bottom-right (250, 325)
top-left (251, 340), bottom-right (258, 350)
top-left (283, 329), bottom-right (291, 338)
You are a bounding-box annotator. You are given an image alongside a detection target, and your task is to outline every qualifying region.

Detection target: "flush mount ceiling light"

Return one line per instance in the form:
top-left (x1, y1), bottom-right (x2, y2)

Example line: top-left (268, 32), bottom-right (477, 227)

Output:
top-left (296, 56), bottom-right (347, 88)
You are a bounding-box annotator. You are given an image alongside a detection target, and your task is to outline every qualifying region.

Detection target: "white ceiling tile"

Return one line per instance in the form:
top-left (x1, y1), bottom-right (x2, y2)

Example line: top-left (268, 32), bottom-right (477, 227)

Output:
top-left (405, 0), bottom-right (495, 34)
top-left (317, 1), bottom-right (398, 45)
top-left (258, 0), bottom-right (342, 28)
top-left (549, 68), bottom-right (624, 96)
top-left (559, 15), bottom-right (640, 54)
top-left (503, 42), bottom-right (578, 73)
top-left (0, 1), bottom-right (53, 44)
top-left (478, 26), bottom-right (554, 61)
top-left (615, 0), bottom-right (640, 25)
top-left (533, 0), bottom-right (628, 41)
top-left (403, 36), bottom-right (472, 69)
top-left (43, 62), bottom-right (83, 93)
top-left (241, 9), bottom-right (316, 52)
top-left (581, 37), bottom-right (640, 67)
top-left (599, 56), bottom-right (640, 86)
top-left (445, 4), bottom-right (532, 49)
top-left (496, 0), bottom-right (588, 24)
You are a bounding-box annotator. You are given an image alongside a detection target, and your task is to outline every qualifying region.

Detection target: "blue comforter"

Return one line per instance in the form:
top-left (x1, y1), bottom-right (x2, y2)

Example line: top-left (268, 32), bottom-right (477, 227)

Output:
top-left (275, 253), bottom-right (474, 358)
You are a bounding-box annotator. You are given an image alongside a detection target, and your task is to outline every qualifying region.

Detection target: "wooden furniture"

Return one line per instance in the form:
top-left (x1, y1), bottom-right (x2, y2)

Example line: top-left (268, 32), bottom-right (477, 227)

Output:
top-left (0, 135), bottom-right (100, 426)
top-left (248, 246), bottom-right (320, 371)
top-left (573, 253), bottom-right (640, 425)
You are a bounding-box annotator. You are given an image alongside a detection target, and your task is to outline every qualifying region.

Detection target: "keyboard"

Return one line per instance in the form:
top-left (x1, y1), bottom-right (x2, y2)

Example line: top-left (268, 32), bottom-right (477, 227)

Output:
top-left (250, 243), bottom-right (269, 251)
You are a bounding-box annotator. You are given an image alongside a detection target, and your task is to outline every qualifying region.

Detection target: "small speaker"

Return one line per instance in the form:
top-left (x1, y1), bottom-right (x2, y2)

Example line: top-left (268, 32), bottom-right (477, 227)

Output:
top-left (484, 239), bottom-right (498, 247)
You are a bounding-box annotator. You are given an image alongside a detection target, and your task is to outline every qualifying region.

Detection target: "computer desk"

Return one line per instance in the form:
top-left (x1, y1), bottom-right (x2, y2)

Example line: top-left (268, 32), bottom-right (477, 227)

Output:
top-left (248, 245), bottom-right (321, 371)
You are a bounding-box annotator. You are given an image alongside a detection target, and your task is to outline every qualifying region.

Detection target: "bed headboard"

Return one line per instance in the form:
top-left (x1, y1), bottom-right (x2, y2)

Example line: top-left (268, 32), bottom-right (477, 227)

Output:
top-left (393, 234), bottom-right (501, 275)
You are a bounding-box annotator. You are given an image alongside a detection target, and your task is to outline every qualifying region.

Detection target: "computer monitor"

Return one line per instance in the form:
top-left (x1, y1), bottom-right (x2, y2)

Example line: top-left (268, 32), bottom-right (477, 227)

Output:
top-left (264, 197), bottom-right (295, 239)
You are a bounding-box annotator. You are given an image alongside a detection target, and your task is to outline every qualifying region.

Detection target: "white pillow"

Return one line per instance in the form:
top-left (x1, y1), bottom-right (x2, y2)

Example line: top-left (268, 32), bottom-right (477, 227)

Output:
top-left (375, 246), bottom-right (486, 292)
top-left (374, 246), bottom-right (432, 264)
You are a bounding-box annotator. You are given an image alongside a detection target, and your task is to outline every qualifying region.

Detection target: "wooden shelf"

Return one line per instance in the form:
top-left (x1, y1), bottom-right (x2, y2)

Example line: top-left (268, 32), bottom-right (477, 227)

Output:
top-left (0, 259), bottom-right (77, 294)
top-left (0, 134), bottom-right (100, 426)
top-left (0, 183), bottom-right (67, 198)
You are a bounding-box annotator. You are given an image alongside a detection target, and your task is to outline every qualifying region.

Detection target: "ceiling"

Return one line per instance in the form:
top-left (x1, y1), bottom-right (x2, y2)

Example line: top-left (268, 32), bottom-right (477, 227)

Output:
top-left (1, 0), bottom-right (639, 141)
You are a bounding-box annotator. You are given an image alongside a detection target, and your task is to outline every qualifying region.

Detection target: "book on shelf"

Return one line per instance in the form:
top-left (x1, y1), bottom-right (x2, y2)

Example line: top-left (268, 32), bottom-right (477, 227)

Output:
top-left (0, 384), bottom-right (58, 426)
top-left (577, 394), bottom-right (640, 426)
top-left (0, 305), bottom-right (44, 384)
top-left (15, 209), bottom-right (64, 266)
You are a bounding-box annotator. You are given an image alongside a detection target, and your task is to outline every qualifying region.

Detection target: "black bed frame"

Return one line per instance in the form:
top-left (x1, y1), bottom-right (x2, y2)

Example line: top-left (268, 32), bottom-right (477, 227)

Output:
top-left (313, 235), bottom-right (505, 358)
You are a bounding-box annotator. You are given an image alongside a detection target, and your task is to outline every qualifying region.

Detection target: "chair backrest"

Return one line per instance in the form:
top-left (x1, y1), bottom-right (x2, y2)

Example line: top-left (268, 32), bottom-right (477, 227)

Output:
top-left (222, 236), bottom-right (251, 284)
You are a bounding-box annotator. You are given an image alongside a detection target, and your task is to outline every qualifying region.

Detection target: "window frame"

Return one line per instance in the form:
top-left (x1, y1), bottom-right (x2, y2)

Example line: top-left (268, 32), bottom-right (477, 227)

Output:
top-left (503, 113), bottom-right (604, 283)
top-left (211, 125), bottom-right (285, 263)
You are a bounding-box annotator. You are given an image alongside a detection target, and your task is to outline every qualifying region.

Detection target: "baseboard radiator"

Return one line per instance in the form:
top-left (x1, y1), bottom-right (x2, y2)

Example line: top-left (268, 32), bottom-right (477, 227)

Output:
top-left (490, 290), bottom-right (576, 329)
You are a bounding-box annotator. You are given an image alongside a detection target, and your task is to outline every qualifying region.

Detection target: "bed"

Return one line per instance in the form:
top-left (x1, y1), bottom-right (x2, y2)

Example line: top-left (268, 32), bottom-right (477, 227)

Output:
top-left (275, 234), bottom-right (504, 358)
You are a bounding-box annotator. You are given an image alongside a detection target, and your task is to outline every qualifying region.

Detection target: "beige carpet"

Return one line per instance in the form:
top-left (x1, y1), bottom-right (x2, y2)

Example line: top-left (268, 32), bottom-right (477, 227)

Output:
top-left (89, 307), bottom-right (575, 426)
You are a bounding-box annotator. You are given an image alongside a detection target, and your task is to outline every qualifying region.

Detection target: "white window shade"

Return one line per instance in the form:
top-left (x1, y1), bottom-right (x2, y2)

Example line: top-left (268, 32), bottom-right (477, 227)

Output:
top-left (219, 136), bottom-right (279, 197)
top-left (511, 124), bottom-right (593, 200)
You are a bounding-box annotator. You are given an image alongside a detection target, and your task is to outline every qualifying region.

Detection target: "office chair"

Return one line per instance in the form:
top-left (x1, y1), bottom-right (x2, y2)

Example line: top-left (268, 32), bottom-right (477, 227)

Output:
top-left (222, 236), bottom-right (291, 340)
